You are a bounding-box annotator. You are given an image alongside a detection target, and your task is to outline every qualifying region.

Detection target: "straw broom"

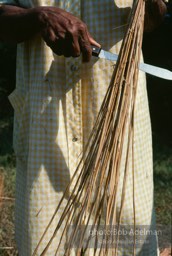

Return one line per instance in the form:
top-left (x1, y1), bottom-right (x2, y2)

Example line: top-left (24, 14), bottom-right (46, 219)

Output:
top-left (33, 0), bottom-right (145, 255)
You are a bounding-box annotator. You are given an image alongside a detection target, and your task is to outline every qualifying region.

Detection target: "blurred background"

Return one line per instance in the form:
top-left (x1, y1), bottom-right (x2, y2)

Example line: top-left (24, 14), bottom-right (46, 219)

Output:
top-left (0, 10), bottom-right (172, 256)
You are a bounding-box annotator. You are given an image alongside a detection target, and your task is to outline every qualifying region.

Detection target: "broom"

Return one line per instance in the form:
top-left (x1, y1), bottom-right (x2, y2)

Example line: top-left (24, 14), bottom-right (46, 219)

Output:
top-left (33, 0), bottom-right (145, 254)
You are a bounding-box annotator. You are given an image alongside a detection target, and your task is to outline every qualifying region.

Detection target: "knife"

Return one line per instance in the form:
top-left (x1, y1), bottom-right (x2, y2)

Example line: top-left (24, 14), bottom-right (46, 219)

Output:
top-left (91, 46), bottom-right (172, 80)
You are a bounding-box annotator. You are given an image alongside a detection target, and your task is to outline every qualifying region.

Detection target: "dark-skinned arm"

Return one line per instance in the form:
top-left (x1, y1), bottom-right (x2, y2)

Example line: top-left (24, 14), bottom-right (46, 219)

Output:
top-left (0, 5), bottom-right (100, 61)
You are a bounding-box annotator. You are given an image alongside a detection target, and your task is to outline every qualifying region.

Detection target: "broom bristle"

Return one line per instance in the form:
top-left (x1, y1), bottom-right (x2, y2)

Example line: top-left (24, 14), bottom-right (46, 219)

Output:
top-left (32, 0), bottom-right (145, 255)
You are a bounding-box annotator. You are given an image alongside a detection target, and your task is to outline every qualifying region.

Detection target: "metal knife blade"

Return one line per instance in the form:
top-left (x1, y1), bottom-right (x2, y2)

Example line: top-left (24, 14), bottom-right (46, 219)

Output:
top-left (91, 46), bottom-right (172, 80)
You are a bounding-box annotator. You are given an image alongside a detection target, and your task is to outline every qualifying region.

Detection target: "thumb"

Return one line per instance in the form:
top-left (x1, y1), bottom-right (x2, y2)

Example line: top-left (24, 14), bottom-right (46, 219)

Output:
top-left (87, 31), bottom-right (101, 48)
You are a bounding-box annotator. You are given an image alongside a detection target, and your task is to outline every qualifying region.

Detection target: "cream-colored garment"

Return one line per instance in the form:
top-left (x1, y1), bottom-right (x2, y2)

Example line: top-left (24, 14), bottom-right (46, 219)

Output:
top-left (0, 0), bottom-right (158, 255)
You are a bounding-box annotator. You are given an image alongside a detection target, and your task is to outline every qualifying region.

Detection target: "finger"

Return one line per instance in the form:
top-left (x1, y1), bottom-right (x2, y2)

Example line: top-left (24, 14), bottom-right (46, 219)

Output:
top-left (42, 27), bottom-right (56, 46)
top-left (86, 30), bottom-right (101, 48)
top-left (80, 39), bottom-right (92, 62)
top-left (71, 35), bottom-right (81, 57)
top-left (49, 39), bottom-right (65, 56)
top-left (42, 28), bottom-right (63, 55)
top-left (79, 30), bottom-right (92, 62)
top-left (64, 33), bottom-right (81, 57)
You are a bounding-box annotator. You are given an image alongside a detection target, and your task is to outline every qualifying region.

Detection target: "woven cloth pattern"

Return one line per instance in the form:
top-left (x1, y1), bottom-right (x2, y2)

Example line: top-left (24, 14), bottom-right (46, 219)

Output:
top-left (0, 0), bottom-right (158, 255)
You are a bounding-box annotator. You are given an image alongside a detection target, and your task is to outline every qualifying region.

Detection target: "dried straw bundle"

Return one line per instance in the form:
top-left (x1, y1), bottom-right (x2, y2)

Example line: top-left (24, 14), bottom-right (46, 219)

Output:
top-left (33, 0), bottom-right (145, 255)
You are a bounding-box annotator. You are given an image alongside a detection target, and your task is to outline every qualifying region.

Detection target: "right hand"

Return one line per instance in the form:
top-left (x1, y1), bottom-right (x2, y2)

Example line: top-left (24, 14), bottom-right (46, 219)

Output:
top-left (36, 6), bottom-right (100, 62)
top-left (144, 0), bottom-right (167, 32)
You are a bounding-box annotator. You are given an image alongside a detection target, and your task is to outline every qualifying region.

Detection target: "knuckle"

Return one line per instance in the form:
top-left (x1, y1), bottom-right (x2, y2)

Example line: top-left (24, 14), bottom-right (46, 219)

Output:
top-left (68, 26), bottom-right (78, 37)
top-left (79, 22), bottom-right (87, 32)
top-left (82, 42), bottom-right (91, 52)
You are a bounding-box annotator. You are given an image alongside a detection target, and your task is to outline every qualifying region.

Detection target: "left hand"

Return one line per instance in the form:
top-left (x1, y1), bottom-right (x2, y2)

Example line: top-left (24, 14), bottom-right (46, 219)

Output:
top-left (144, 0), bottom-right (167, 32)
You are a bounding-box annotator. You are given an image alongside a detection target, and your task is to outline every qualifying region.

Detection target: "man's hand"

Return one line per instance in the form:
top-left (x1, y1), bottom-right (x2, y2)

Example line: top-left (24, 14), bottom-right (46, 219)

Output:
top-left (0, 6), bottom-right (100, 62)
top-left (144, 0), bottom-right (167, 32)
top-left (36, 7), bottom-right (100, 62)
